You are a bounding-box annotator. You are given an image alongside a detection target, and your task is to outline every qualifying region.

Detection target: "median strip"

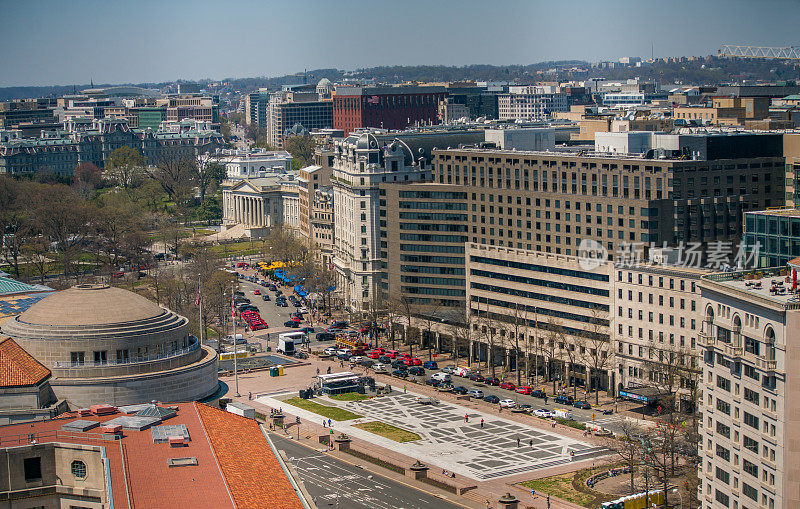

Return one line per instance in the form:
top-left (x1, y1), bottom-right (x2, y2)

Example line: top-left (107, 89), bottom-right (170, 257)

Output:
top-left (352, 421), bottom-right (421, 442)
top-left (283, 397), bottom-right (362, 421)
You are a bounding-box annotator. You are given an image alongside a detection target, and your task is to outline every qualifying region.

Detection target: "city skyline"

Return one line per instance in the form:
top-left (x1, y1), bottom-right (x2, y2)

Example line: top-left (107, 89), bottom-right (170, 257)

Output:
top-left (1, 0), bottom-right (798, 87)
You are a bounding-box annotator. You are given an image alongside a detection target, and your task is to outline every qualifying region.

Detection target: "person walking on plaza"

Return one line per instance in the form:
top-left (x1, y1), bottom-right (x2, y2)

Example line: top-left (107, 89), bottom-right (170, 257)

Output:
top-left (517, 436), bottom-right (520, 447)
top-left (316, 367), bottom-right (320, 376)
top-left (480, 418), bottom-right (484, 428)
top-left (328, 419), bottom-right (332, 428)
top-left (464, 413), bottom-right (469, 423)
top-left (322, 419), bottom-right (326, 428)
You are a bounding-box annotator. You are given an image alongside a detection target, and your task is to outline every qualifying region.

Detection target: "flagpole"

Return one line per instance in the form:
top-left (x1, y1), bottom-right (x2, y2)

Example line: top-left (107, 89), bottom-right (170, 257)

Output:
top-left (198, 274), bottom-right (204, 346)
top-left (232, 280), bottom-right (240, 397)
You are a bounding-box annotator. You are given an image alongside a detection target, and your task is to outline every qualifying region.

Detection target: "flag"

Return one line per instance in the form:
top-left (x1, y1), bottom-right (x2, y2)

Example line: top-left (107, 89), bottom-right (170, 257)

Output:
top-left (793, 269), bottom-right (797, 291)
top-left (195, 285), bottom-right (201, 307)
top-left (367, 95), bottom-right (379, 104)
top-left (231, 294), bottom-right (236, 318)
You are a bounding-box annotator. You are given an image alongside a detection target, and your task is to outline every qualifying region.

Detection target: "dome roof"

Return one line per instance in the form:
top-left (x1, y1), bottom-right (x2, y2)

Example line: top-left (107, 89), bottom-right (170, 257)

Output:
top-left (16, 284), bottom-right (166, 327)
top-left (317, 78), bottom-right (331, 87)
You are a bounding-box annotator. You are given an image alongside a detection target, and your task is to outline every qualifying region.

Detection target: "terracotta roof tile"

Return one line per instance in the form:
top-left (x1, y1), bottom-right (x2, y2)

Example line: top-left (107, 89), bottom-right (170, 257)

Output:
top-left (0, 337), bottom-right (50, 387)
top-left (195, 403), bottom-right (304, 509)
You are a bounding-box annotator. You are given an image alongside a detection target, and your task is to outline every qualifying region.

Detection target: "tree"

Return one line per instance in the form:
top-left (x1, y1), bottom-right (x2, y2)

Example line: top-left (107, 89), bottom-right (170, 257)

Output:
top-left (603, 420), bottom-right (645, 494)
top-left (446, 310), bottom-right (472, 368)
top-left (506, 301), bottom-right (528, 386)
top-left (581, 306), bottom-right (613, 404)
top-left (195, 154), bottom-right (227, 202)
top-left (284, 134), bottom-right (315, 167)
top-left (543, 319), bottom-right (565, 394)
top-left (106, 146), bottom-right (145, 190)
top-left (0, 177), bottom-right (30, 278)
top-left (73, 162), bottom-right (102, 188)
top-left (196, 195), bottom-right (222, 224)
top-left (149, 155), bottom-right (196, 204)
top-left (22, 240), bottom-right (50, 285)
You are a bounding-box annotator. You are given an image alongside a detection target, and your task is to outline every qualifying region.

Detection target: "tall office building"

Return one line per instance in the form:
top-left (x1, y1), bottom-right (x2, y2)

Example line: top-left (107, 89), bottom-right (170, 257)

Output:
top-left (332, 86), bottom-right (447, 136)
top-left (497, 86), bottom-right (569, 121)
top-left (267, 89), bottom-right (332, 147)
top-left (698, 268), bottom-right (795, 509)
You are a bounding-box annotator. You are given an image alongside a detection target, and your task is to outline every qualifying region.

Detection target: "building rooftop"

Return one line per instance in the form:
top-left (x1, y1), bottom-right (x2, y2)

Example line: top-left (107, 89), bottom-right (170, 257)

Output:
top-left (702, 268), bottom-right (800, 308)
top-left (0, 277), bottom-right (52, 297)
top-left (745, 208), bottom-right (800, 217)
top-left (0, 337), bottom-right (50, 387)
top-left (0, 402), bottom-right (305, 509)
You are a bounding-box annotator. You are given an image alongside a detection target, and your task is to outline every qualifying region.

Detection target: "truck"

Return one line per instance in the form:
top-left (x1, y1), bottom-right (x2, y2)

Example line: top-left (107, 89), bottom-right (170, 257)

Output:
top-left (552, 408), bottom-right (573, 420)
top-left (278, 332), bottom-right (301, 355)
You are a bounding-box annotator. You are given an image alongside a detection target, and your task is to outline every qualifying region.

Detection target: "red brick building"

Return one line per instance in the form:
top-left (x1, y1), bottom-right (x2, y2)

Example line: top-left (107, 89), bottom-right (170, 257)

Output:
top-left (333, 86), bottom-right (446, 135)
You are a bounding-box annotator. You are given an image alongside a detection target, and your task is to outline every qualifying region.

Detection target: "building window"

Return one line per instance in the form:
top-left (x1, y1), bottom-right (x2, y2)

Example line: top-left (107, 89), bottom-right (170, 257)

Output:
top-left (715, 489), bottom-right (730, 507)
top-left (24, 457), bottom-right (42, 482)
top-left (70, 352), bottom-right (85, 366)
top-left (71, 460), bottom-right (87, 479)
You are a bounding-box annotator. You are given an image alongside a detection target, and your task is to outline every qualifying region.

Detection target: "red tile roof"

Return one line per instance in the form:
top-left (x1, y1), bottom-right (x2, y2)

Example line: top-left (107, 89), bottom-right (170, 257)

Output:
top-left (0, 337), bottom-right (50, 387)
top-left (196, 403), bottom-right (304, 509)
top-left (0, 402), bottom-right (304, 509)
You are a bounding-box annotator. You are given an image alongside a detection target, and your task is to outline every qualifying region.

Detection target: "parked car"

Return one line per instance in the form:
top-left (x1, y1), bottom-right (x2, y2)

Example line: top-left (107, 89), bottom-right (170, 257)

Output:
top-left (452, 386), bottom-right (469, 395)
top-left (554, 395), bottom-right (574, 405)
top-left (336, 348), bottom-right (352, 357)
top-left (261, 294), bottom-right (271, 301)
top-left (499, 382), bottom-right (517, 391)
top-left (403, 357), bottom-right (422, 366)
top-left (392, 369), bottom-right (408, 378)
top-left (485, 377), bottom-right (501, 386)
top-left (531, 390), bottom-right (547, 399)
top-left (349, 356), bottom-right (364, 364)
top-left (423, 361), bottom-right (438, 370)
top-left (316, 332), bottom-right (335, 341)
top-left (299, 327), bottom-right (315, 334)
top-left (337, 352), bottom-right (351, 361)
top-left (515, 386), bottom-right (533, 395)
top-left (431, 372), bottom-right (451, 383)
top-left (378, 355), bottom-right (392, 364)
top-left (468, 373), bottom-right (485, 383)
top-left (330, 321), bottom-right (348, 329)
top-left (533, 409), bottom-right (552, 418)
top-left (283, 320), bottom-right (301, 328)
top-left (391, 359), bottom-right (407, 369)
top-left (424, 378), bottom-right (440, 387)
top-left (499, 399), bottom-right (517, 408)
top-left (573, 401), bottom-right (591, 410)
top-left (372, 363), bottom-right (388, 374)
top-left (483, 395), bottom-right (500, 404)
top-left (366, 350), bottom-right (382, 359)
top-left (253, 289), bottom-right (261, 295)
top-left (276, 300), bottom-right (288, 307)
top-left (408, 366), bottom-right (425, 376)
top-left (323, 347), bottom-right (337, 356)
top-left (384, 350), bottom-right (400, 359)
top-left (441, 366), bottom-right (455, 374)
top-left (467, 389), bottom-right (484, 399)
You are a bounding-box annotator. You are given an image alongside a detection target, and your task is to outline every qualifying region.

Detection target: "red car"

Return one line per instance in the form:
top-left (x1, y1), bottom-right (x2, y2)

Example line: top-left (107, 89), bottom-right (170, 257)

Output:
top-left (253, 289), bottom-right (261, 295)
top-left (366, 350), bottom-right (381, 359)
top-left (515, 386), bottom-right (533, 395)
top-left (291, 316), bottom-right (302, 322)
top-left (385, 350), bottom-right (400, 359)
top-left (372, 348), bottom-right (386, 355)
top-left (485, 377), bottom-right (501, 386)
top-left (499, 382), bottom-right (516, 391)
top-left (410, 358), bottom-right (423, 366)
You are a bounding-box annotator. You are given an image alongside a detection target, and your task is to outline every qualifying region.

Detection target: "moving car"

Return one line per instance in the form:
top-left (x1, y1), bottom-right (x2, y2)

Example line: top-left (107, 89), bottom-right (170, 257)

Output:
top-left (485, 377), bottom-right (501, 386)
top-left (423, 361), bottom-right (438, 370)
top-left (452, 386), bottom-right (469, 395)
top-left (283, 320), bottom-right (301, 328)
top-left (349, 356), bottom-right (364, 364)
top-left (499, 399), bottom-right (517, 408)
top-left (431, 372), bottom-right (451, 383)
top-left (573, 401), bottom-right (591, 410)
top-left (378, 355), bottom-right (391, 363)
top-left (392, 369), bottom-right (408, 378)
top-left (441, 366), bottom-right (455, 374)
top-left (323, 347), bottom-right (337, 356)
top-left (336, 348), bottom-right (352, 357)
top-left (408, 366), bottom-right (425, 376)
top-left (372, 363), bottom-right (388, 374)
top-left (262, 294), bottom-right (271, 301)
top-left (468, 373), bottom-right (485, 383)
top-left (253, 289), bottom-right (260, 295)
top-left (316, 332), bottom-right (335, 341)
top-left (366, 350), bottom-right (382, 359)
top-left (391, 359), bottom-right (407, 369)
top-left (531, 390), bottom-right (547, 399)
top-left (467, 389), bottom-right (484, 399)
top-left (483, 395), bottom-right (500, 404)
top-left (299, 327), bottom-right (315, 334)
top-left (533, 409), bottom-right (552, 418)
top-left (515, 386), bottom-right (533, 395)
top-left (384, 350), bottom-right (400, 359)
top-left (554, 395), bottom-right (574, 405)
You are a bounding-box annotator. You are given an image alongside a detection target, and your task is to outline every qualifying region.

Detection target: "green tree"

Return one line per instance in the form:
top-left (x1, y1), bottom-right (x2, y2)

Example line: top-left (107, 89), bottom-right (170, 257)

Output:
top-left (106, 146), bottom-right (146, 190)
top-left (196, 195), bottom-right (222, 224)
top-left (284, 134), bottom-right (315, 167)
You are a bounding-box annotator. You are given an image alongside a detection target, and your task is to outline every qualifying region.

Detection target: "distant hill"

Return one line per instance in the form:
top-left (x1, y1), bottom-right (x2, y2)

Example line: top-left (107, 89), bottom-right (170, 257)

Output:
top-left (1, 57), bottom-right (797, 100)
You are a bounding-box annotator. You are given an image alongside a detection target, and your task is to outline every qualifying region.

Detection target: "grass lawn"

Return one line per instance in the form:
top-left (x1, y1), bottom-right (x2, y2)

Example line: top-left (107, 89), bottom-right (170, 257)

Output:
top-left (520, 473), bottom-right (596, 507)
top-left (352, 421), bottom-right (420, 443)
top-left (329, 393), bottom-right (371, 402)
top-left (283, 398), bottom-right (362, 421)
top-left (207, 240), bottom-right (266, 258)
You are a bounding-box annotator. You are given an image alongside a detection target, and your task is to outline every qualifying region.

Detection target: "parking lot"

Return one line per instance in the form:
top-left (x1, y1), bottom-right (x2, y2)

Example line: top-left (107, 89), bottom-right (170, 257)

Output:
top-left (262, 389), bottom-right (606, 481)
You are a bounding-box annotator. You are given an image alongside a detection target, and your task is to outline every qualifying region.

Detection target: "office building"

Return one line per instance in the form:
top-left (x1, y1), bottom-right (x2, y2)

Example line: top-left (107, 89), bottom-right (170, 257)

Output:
top-left (332, 128), bottom-right (482, 310)
top-left (267, 89), bottom-right (333, 147)
top-left (497, 86), bottom-right (568, 121)
top-left (298, 165), bottom-right (334, 264)
top-left (438, 97), bottom-right (470, 123)
top-left (0, 99), bottom-right (57, 130)
top-left (743, 209), bottom-right (800, 269)
top-left (332, 86), bottom-right (447, 135)
top-left (612, 259), bottom-right (706, 411)
top-left (246, 88), bottom-right (270, 128)
top-left (698, 268), bottom-right (795, 509)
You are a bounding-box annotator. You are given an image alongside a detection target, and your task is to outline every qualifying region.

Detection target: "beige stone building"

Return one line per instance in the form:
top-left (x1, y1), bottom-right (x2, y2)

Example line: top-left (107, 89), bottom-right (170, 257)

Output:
top-left (298, 164), bottom-right (334, 264)
top-left (698, 268), bottom-right (795, 509)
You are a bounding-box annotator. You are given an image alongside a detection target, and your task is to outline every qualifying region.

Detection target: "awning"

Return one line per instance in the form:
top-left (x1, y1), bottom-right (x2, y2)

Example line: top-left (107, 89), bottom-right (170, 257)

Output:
top-left (618, 386), bottom-right (664, 404)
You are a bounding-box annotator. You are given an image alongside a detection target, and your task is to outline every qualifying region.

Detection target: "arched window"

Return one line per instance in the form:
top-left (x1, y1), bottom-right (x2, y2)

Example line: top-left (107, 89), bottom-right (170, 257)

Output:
top-left (765, 326), bottom-right (776, 361)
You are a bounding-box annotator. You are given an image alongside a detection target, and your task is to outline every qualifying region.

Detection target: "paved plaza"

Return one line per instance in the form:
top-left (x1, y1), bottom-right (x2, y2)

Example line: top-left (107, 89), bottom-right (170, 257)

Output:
top-left (260, 390), bottom-right (607, 481)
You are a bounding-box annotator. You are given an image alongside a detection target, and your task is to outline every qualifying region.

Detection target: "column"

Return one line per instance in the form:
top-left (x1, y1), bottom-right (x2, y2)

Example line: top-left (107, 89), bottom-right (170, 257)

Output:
top-left (234, 196), bottom-right (240, 223)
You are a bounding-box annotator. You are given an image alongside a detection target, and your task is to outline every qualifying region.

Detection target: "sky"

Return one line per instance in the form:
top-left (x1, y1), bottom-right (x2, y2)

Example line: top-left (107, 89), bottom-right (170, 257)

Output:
top-left (1, 0), bottom-right (799, 87)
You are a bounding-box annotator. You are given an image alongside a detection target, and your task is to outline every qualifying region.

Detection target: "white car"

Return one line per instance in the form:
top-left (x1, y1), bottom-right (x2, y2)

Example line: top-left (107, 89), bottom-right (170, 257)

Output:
top-left (372, 363), bottom-right (388, 374)
top-left (336, 348), bottom-right (351, 357)
top-left (349, 356), bottom-right (364, 364)
top-left (533, 409), bottom-right (552, 418)
top-left (324, 347), bottom-right (337, 356)
top-left (300, 307), bottom-right (309, 314)
top-left (499, 399), bottom-right (517, 408)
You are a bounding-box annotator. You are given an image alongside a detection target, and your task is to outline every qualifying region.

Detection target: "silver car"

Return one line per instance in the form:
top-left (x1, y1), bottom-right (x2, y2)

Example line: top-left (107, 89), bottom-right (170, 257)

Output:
top-left (468, 389), bottom-right (484, 399)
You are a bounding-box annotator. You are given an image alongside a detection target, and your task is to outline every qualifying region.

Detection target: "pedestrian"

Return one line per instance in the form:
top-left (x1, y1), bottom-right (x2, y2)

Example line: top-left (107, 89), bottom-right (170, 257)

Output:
top-left (328, 419), bottom-right (332, 428)
top-left (248, 391), bottom-right (252, 400)
top-left (517, 436), bottom-right (520, 447)
top-left (316, 367), bottom-right (320, 375)
top-left (544, 396), bottom-right (548, 404)
top-left (403, 385), bottom-right (407, 394)
top-left (340, 360), bottom-right (344, 368)
top-left (529, 438), bottom-right (533, 447)
top-left (547, 494), bottom-right (551, 509)
top-left (480, 418), bottom-right (484, 428)
top-left (464, 413), bottom-right (469, 423)
top-left (485, 499), bottom-right (491, 509)
top-left (322, 419), bottom-right (326, 428)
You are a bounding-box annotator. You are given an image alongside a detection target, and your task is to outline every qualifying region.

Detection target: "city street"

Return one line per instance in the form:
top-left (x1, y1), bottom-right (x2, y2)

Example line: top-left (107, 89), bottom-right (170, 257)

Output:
top-left (271, 434), bottom-right (464, 509)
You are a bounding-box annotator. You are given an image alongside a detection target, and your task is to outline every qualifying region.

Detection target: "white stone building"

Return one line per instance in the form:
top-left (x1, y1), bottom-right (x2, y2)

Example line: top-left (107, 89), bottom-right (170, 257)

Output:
top-left (220, 174), bottom-right (299, 238)
top-left (210, 148), bottom-right (292, 179)
top-left (497, 86), bottom-right (568, 121)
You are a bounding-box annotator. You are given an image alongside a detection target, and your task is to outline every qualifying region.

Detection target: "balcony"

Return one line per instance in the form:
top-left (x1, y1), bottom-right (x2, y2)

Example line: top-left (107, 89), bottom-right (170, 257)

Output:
top-left (723, 342), bottom-right (743, 358)
top-left (697, 332), bottom-right (714, 347)
top-left (757, 358), bottom-right (778, 371)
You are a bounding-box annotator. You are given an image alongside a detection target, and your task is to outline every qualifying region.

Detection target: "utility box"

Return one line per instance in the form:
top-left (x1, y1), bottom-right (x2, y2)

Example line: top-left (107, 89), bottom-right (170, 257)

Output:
top-left (226, 402), bottom-right (256, 419)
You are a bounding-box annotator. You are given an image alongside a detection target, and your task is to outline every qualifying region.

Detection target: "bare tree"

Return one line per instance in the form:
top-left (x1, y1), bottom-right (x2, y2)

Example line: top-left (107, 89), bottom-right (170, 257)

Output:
top-left (446, 310), bottom-right (472, 368)
top-left (148, 155), bottom-right (196, 204)
top-left (542, 319), bottom-right (565, 394)
top-left (581, 306), bottom-right (613, 404)
top-left (603, 420), bottom-right (645, 494)
top-left (106, 146), bottom-right (145, 190)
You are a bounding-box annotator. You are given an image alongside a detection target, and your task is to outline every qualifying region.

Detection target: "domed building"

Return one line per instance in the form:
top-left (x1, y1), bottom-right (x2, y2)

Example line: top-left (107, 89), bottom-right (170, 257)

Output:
top-left (0, 284), bottom-right (218, 408)
top-left (316, 78), bottom-right (333, 99)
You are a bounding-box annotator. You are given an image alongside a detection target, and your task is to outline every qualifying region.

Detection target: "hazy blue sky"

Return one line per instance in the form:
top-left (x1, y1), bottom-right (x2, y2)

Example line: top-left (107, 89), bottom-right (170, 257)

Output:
top-left (1, 0), bottom-right (798, 87)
